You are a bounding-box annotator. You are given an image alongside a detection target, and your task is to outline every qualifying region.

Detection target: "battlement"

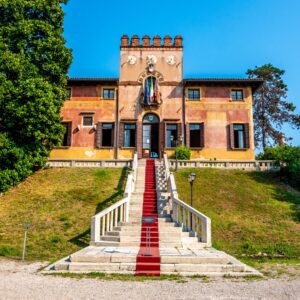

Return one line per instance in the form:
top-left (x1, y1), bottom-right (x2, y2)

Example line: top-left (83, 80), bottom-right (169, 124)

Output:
top-left (121, 35), bottom-right (183, 48)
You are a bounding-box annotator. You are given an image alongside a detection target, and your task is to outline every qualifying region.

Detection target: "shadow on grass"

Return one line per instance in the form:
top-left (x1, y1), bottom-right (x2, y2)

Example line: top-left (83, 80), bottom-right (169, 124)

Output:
top-left (69, 167), bottom-right (128, 248)
top-left (246, 171), bottom-right (300, 223)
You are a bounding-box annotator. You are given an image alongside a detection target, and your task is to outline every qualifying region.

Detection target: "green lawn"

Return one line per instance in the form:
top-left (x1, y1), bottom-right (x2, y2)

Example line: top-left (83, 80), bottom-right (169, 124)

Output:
top-left (0, 167), bottom-right (127, 261)
top-left (174, 169), bottom-right (300, 260)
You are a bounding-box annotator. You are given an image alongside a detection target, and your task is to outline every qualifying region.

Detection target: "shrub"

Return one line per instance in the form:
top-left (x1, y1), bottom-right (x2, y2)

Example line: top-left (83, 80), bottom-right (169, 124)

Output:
top-left (257, 146), bottom-right (300, 190)
top-left (174, 145), bottom-right (191, 160)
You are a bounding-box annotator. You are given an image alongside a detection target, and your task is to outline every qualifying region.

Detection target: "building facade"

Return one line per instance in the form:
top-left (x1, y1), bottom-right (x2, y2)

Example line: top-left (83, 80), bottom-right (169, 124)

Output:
top-left (50, 35), bottom-right (263, 161)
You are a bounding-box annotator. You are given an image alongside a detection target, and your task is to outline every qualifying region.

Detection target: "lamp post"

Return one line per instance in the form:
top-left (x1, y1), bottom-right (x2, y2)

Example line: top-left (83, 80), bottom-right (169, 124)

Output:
top-left (188, 173), bottom-right (196, 230)
top-left (22, 223), bottom-right (32, 261)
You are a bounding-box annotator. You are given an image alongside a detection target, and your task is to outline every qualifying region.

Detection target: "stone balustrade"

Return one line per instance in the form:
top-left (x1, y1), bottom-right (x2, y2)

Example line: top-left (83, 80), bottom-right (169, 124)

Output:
top-left (169, 159), bottom-right (276, 171)
top-left (47, 159), bottom-right (132, 168)
top-left (90, 154), bottom-right (138, 243)
top-left (163, 154), bottom-right (212, 246)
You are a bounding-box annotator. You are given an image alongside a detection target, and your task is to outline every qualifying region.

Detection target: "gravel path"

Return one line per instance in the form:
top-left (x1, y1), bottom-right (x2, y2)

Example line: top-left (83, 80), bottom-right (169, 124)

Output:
top-left (0, 260), bottom-right (299, 300)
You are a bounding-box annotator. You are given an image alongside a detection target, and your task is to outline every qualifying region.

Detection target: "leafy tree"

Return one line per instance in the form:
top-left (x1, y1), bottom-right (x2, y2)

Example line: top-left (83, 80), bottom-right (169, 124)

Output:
top-left (257, 146), bottom-right (300, 190)
top-left (0, 0), bottom-right (72, 192)
top-left (247, 64), bottom-right (300, 149)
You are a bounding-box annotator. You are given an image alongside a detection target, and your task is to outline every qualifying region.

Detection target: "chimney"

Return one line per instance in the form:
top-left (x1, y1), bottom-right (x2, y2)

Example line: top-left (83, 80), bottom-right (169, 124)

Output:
top-left (153, 35), bottom-right (161, 46)
top-left (164, 35), bottom-right (172, 47)
top-left (121, 34), bottom-right (129, 47)
top-left (174, 35), bottom-right (183, 47)
top-left (131, 35), bottom-right (140, 47)
top-left (142, 35), bottom-right (150, 47)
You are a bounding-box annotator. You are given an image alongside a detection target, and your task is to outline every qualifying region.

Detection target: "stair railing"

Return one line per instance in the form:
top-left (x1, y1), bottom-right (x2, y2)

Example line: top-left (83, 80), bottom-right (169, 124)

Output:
top-left (90, 153), bottom-right (138, 244)
top-left (163, 154), bottom-right (212, 246)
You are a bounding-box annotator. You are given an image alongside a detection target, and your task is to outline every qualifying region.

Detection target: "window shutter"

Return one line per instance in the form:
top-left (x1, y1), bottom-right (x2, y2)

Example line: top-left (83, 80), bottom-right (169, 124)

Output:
top-left (119, 122), bottom-right (124, 147)
top-left (200, 122), bottom-right (205, 148)
top-left (244, 123), bottom-right (250, 149)
top-left (177, 123), bottom-right (182, 143)
top-left (136, 122), bottom-right (143, 158)
top-left (229, 124), bottom-right (235, 149)
top-left (111, 124), bottom-right (115, 147)
top-left (159, 122), bottom-right (165, 154)
top-left (95, 122), bottom-right (102, 148)
top-left (186, 123), bottom-right (190, 148)
top-left (67, 122), bottom-right (72, 146)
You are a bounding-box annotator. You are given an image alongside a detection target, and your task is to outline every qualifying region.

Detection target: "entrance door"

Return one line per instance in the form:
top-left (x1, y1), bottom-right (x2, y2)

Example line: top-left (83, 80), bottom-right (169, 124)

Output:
top-left (142, 114), bottom-right (160, 158)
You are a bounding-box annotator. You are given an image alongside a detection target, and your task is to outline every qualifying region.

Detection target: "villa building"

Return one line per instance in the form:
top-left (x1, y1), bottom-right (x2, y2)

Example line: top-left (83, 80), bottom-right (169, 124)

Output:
top-left (50, 35), bottom-right (263, 161)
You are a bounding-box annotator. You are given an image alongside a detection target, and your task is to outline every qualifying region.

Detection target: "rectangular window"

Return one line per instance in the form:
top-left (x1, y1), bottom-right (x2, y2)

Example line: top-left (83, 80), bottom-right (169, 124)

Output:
top-left (102, 123), bottom-right (114, 147)
top-left (231, 89), bottom-right (244, 101)
top-left (62, 122), bottom-right (72, 146)
top-left (188, 89), bottom-right (200, 100)
top-left (166, 124), bottom-right (178, 148)
top-left (233, 124), bottom-right (245, 148)
top-left (103, 88), bottom-right (115, 99)
top-left (124, 124), bottom-right (136, 147)
top-left (66, 87), bottom-right (72, 99)
top-left (82, 115), bottom-right (93, 127)
top-left (190, 124), bottom-right (202, 148)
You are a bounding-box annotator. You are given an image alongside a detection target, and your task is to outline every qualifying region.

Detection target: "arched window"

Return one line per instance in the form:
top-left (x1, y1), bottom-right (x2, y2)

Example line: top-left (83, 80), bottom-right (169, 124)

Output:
top-left (144, 76), bottom-right (160, 105)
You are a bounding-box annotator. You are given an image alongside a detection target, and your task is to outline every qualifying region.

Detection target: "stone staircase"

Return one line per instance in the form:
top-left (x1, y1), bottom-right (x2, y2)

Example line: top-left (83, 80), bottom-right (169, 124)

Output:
top-left (48, 159), bottom-right (260, 277)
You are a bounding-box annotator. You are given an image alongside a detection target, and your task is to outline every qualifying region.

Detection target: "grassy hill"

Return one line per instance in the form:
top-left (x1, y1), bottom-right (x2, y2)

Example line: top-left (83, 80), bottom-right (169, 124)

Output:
top-left (0, 167), bottom-right (127, 261)
top-left (174, 169), bottom-right (300, 261)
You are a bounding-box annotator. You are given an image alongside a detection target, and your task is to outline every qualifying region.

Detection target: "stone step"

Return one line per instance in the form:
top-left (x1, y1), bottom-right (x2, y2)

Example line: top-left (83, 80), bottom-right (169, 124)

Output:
top-left (66, 262), bottom-right (245, 273)
top-left (160, 263), bottom-right (245, 273)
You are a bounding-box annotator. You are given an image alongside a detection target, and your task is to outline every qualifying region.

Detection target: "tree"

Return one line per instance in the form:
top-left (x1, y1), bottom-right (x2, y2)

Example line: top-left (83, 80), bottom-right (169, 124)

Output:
top-left (247, 64), bottom-right (300, 149)
top-left (0, 0), bottom-right (72, 191)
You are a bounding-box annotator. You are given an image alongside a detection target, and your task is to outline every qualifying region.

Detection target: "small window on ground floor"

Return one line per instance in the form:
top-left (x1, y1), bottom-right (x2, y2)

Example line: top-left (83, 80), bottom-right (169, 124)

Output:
top-left (190, 124), bottom-right (203, 148)
top-left (166, 124), bottom-right (178, 148)
top-left (102, 123), bottom-right (114, 147)
top-left (82, 115), bottom-right (93, 127)
top-left (124, 124), bottom-right (136, 147)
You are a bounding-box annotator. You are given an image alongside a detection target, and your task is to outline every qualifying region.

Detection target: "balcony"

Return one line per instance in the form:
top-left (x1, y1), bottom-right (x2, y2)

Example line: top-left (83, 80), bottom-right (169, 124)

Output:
top-left (139, 92), bottom-right (163, 108)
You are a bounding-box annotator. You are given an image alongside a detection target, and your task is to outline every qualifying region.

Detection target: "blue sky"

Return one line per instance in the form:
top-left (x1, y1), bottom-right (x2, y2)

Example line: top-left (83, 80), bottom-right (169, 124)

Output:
top-left (63, 0), bottom-right (300, 146)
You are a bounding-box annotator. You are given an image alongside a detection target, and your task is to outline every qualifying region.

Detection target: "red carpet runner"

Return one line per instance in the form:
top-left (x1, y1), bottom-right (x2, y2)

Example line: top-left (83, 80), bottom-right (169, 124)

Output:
top-left (135, 159), bottom-right (160, 276)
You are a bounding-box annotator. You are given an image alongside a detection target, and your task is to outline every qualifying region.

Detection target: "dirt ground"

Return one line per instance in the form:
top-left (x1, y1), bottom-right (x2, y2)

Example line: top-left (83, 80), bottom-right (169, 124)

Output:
top-left (0, 259), bottom-right (299, 300)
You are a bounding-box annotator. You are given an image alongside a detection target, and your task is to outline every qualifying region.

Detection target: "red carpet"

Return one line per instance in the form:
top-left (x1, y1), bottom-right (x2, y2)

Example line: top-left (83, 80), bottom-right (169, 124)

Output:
top-left (135, 159), bottom-right (160, 276)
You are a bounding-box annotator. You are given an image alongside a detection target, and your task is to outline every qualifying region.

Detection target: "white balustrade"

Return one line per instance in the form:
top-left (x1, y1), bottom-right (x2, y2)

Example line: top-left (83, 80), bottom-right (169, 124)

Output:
top-left (163, 154), bottom-right (212, 246)
top-left (168, 159), bottom-right (276, 171)
top-left (90, 153), bottom-right (138, 243)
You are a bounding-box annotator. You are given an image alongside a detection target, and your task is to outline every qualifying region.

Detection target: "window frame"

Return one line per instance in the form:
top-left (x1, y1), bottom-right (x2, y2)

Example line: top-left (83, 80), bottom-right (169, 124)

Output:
top-left (187, 88), bottom-right (201, 101)
top-left (60, 121), bottom-right (72, 148)
top-left (166, 124), bottom-right (178, 148)
top-left (82, 115), bottom-right (94, 127)
top-left (66, 87), bottom-right (72, 100)
top-left (189, 123), bottom-right (202, 148)
top-left (233, 123), bottom-right (246, 149)
top-left (101, 123), bottom-right (114, 147)
top-left (123, 123), bottom-right (136, 148)
top-left (231, 89), bottom-right (244, 101)
top-left (102, 88), bottom-right (115, 100)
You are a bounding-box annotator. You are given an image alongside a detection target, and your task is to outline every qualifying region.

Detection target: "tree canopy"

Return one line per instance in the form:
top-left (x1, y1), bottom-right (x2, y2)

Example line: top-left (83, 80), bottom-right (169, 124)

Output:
top-left (0, 0), bottom-right (72, 191)
top-left (247, 64), bottom-right (300, 149)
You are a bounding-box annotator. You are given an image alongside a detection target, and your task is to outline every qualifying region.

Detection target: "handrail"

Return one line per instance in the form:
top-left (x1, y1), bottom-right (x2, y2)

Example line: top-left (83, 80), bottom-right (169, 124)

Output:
top-left (90, 152), bottom-right (138, 243)
top-left (164, 154), bottom-right (212, 246)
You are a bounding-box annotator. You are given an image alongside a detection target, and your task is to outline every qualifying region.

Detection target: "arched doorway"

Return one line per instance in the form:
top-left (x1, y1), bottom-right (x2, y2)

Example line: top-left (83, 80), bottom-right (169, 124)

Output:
top-left (142, 113), bottom-right (159, 158)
